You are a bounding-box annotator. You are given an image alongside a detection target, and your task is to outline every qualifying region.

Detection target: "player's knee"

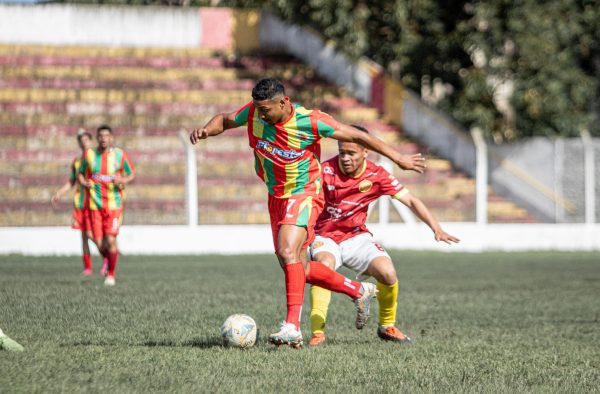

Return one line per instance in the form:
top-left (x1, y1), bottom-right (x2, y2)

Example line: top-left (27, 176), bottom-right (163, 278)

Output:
top-left (380, 270), bottom-right (398, 286)
top-left (275, 245), bottom-right (297, 263)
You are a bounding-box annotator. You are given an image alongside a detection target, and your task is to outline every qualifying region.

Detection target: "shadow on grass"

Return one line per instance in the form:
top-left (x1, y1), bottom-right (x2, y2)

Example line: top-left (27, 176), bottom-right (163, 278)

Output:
top-left (147, 337), bottom-right (223, 349)
top-left (66, 337), bottom-right (224, 349)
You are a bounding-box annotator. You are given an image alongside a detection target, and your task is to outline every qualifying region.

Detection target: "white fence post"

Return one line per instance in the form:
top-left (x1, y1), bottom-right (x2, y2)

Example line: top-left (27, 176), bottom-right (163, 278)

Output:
top-left (178, 130), bottom-right (198, 226)
top-left (471, 127), bottom-right (488, 225)
top-left (581, 129), bottom-right (596, 224)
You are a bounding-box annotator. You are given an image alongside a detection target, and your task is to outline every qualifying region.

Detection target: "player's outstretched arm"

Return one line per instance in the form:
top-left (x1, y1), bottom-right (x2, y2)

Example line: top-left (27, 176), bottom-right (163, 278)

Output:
top-left (330, 123), bottom-right (426, 173)
top-left (396, 192), bottom-right (460, 244)
top-left (51, 180), bottom-right (75, 208)
top-left (189, 111), bottom-right (240, 145)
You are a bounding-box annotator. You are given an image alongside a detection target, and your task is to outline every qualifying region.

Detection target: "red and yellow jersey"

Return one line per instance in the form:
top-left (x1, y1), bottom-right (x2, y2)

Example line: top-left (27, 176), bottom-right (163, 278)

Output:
top-left (79, 147), bottom-right (135, 210)
top-left (315, 157), bottom-right (409, 243)
top-left (233, 101), bottom-right (338, 198)
top-left (70, 156), bottom-right (87, 209)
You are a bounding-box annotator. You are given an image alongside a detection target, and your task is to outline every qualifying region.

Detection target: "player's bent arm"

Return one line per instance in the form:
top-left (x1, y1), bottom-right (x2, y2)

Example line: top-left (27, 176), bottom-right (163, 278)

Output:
top-left (114, 172), bottom-right (135, 187)
top-left (189, 111), bottom-right (240, 145)
top-left (51, 180), bottom-right (74, 207)
top-left (395, 192), bottom-right (460, 244)
top-left (330, 123), bottom-right (426, 173)
top-left (77, 173), bottom-right (91, 189)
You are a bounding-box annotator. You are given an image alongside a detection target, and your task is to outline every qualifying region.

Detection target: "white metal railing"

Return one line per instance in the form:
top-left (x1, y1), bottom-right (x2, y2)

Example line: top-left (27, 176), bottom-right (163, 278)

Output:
top-left (179, 130), bottom-right (198, 226)
top-left (471, 128), bottom-right (488, 225)
top-left (581, 129), bottom-right (596, 224)
top-left (178, 130), bottom-right (596, 226)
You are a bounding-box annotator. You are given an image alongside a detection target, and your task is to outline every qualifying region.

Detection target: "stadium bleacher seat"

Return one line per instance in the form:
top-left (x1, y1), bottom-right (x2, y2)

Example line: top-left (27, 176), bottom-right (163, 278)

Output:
top-left (0, 44), bottom-right (536, 226)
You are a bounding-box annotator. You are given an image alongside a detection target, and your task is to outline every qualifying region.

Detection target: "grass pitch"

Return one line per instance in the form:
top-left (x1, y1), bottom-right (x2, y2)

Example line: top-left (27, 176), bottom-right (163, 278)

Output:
top-left (0, 251), bottom-right (599, 393)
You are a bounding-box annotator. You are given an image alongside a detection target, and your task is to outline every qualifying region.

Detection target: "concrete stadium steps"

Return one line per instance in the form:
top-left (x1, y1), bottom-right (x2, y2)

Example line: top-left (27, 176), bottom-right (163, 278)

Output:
top-left (0, 44), bottom-right (221, 59)
top-left (0, 44), bottom-right (534, 225)
top-left (0, 77), bottom-right (256, 91)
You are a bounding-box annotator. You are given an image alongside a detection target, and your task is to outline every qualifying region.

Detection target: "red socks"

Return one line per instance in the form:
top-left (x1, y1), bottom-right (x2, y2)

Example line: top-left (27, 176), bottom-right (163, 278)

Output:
top-left (82, 254), bottom-right (92, 270)
top-left (283, 262), bottom-right (305, 329)
top-left (306, 261), bottom-right (361, 298)
top-left (107, 250), bottom-right (119, 277)
top-left (282, 261), bottom-right (362, 330)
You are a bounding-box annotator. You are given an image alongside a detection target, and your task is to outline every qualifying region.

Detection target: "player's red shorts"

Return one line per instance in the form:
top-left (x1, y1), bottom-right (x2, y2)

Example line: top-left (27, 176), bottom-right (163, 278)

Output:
top-left (268, 193), bottom-right (325, 251)
top-left (71, 208), bottom-right (91, 232)
top-left (90, 208), bottom-right (123, 240)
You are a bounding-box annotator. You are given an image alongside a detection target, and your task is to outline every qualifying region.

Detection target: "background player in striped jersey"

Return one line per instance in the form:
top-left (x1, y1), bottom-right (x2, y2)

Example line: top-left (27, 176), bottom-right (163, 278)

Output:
top-left (190, 78), bottom-right (425, 348)
top-left (51, 129), bottom-right (107, 276)
top-left (78, 125), bottom-right (136, 286)
top-left (308, 125), bottom-right (460, 346)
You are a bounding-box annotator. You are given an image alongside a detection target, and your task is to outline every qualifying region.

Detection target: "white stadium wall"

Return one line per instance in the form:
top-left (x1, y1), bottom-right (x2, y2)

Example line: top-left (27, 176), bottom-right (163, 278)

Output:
top-left (0, 4), bottom-right (202, 47)
top-left (1, 224), bottom-right (600, 255)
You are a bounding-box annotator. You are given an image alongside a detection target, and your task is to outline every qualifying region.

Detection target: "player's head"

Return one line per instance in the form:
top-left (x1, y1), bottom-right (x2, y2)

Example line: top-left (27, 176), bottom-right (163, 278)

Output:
top-left (96, 124), bottom-right (114, 152)
top-left (252, 78), bottom-right (289, 125)
top-left (76, 128), bottom-right (93, 151)
top-left (338, 125), bottom-right (369, 176)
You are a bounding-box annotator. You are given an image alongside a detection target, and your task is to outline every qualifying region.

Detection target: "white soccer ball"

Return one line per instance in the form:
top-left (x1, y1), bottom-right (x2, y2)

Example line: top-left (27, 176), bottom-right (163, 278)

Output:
top-left (220, 314), bottom-right (257, 349)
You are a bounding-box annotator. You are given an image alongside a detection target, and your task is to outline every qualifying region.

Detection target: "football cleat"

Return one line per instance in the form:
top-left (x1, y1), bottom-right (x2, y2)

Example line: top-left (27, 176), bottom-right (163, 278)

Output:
top-left (354, 282), bottom-right (378, 329)
top-left (268, 322), bottom-right (303, 349)
top-left (100, 259), bottom-right (108, 276)
top-left (81, 268), bottom-right (93, 277)
top-left (103, 275), bottom-right (116, 286)
top-left (0, 331), bottom-right (24, 352)
top-left (308, 332), bottom-right (326, 347)
top-left (377, 326), bottom-right (413, 344)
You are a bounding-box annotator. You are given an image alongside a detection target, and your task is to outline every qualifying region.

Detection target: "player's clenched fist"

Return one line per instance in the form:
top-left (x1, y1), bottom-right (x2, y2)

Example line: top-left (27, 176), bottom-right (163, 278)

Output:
top-left (189, 128), bottom-right (209, 144)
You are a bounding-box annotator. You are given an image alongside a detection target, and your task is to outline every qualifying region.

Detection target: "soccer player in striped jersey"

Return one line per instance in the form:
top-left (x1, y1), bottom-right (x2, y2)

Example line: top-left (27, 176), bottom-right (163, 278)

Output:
top-left (78, 125), bottom-right (136, 286)
top-left (51, 129), bottom-right (107, 276)
top-left (307, 125), bottom-right (459, 346)
top-left (190, 78), bottom-right (425, 348)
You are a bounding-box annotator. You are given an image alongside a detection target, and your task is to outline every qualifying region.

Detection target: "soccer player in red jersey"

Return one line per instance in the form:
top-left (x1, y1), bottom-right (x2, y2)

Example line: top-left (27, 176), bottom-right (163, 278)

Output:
top-left (307, 125), bottom-right (460, 346)
top-left (190, 78), bottom-right (425, 348)
top-left (51, 129), bottom-right (107, 276)
top-left (78, 125), bottom-right (136, 286)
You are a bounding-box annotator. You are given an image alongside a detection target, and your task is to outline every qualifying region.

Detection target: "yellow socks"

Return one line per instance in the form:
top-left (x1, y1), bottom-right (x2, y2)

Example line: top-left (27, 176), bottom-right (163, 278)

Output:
top-left (377, 280), bottom-right (398, 327)
top-left (309, 285), bottom-right (332, 334)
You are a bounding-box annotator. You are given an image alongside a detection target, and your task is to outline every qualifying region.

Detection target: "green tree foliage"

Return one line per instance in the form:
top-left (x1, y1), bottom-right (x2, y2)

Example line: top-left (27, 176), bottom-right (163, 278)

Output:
top-left (54, 0), bottom-right (600, 139)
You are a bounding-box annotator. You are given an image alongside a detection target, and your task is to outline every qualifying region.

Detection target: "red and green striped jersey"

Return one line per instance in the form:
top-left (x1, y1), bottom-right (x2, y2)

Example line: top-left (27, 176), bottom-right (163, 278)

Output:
top-left (79, 147), bottom-right (135, 210)
top-left (233, 101), bottom-right (338, 198)
top-left (70, 156), bottom-right (87, 209)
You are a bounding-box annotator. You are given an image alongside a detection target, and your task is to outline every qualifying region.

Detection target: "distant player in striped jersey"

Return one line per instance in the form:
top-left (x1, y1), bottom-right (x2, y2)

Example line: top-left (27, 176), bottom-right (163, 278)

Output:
top-left (190, 78), bottom-right (425, 348)
top-left (78, 125), bottom-right (136, 286)
top-left (308, 125), bottom-right (459, 346)
top-left (51, 129), bottom-right (107, 276)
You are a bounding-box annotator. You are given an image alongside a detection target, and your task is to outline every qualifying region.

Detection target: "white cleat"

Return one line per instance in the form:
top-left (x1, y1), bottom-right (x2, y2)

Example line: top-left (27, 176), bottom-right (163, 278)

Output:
top-left (354, 282), bottom-right (378, 329)
top-left (268, 322), bottom-right (303, 348)
top-left (0, 329), bottom-right (24, 352)
top-left (104, 275), bottom-right (116, 286)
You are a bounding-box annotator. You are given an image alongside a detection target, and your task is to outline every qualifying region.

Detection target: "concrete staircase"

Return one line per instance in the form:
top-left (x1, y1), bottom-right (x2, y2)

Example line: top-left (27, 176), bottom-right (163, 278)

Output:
top-left (0, 44), bottom-right (535, 226)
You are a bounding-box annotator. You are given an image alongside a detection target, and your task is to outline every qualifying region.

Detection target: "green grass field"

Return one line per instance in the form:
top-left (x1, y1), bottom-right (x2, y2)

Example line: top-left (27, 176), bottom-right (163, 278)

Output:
top-left (1, 252), bottom-right (599, 393)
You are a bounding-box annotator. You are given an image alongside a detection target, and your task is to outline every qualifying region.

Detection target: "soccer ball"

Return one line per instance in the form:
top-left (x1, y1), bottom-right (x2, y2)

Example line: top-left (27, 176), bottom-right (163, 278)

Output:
top-left (220, 314), bottom-right (257, 349)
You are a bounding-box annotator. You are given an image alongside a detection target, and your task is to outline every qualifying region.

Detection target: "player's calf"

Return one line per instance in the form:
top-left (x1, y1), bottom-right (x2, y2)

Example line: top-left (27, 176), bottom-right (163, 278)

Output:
top-left (354, 282), bottom-right (378, 329)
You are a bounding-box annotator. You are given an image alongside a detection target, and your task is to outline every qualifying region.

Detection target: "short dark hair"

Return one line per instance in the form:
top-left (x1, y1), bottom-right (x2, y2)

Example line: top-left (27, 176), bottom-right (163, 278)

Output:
top-left (76, 128), bottom-right (92, 141)
top-left (97, 124), bottom-right (112, 134)
top-left (351, 124), bottom-right (369, 133)
top-left (252, 78), bottom-right (285, 101)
